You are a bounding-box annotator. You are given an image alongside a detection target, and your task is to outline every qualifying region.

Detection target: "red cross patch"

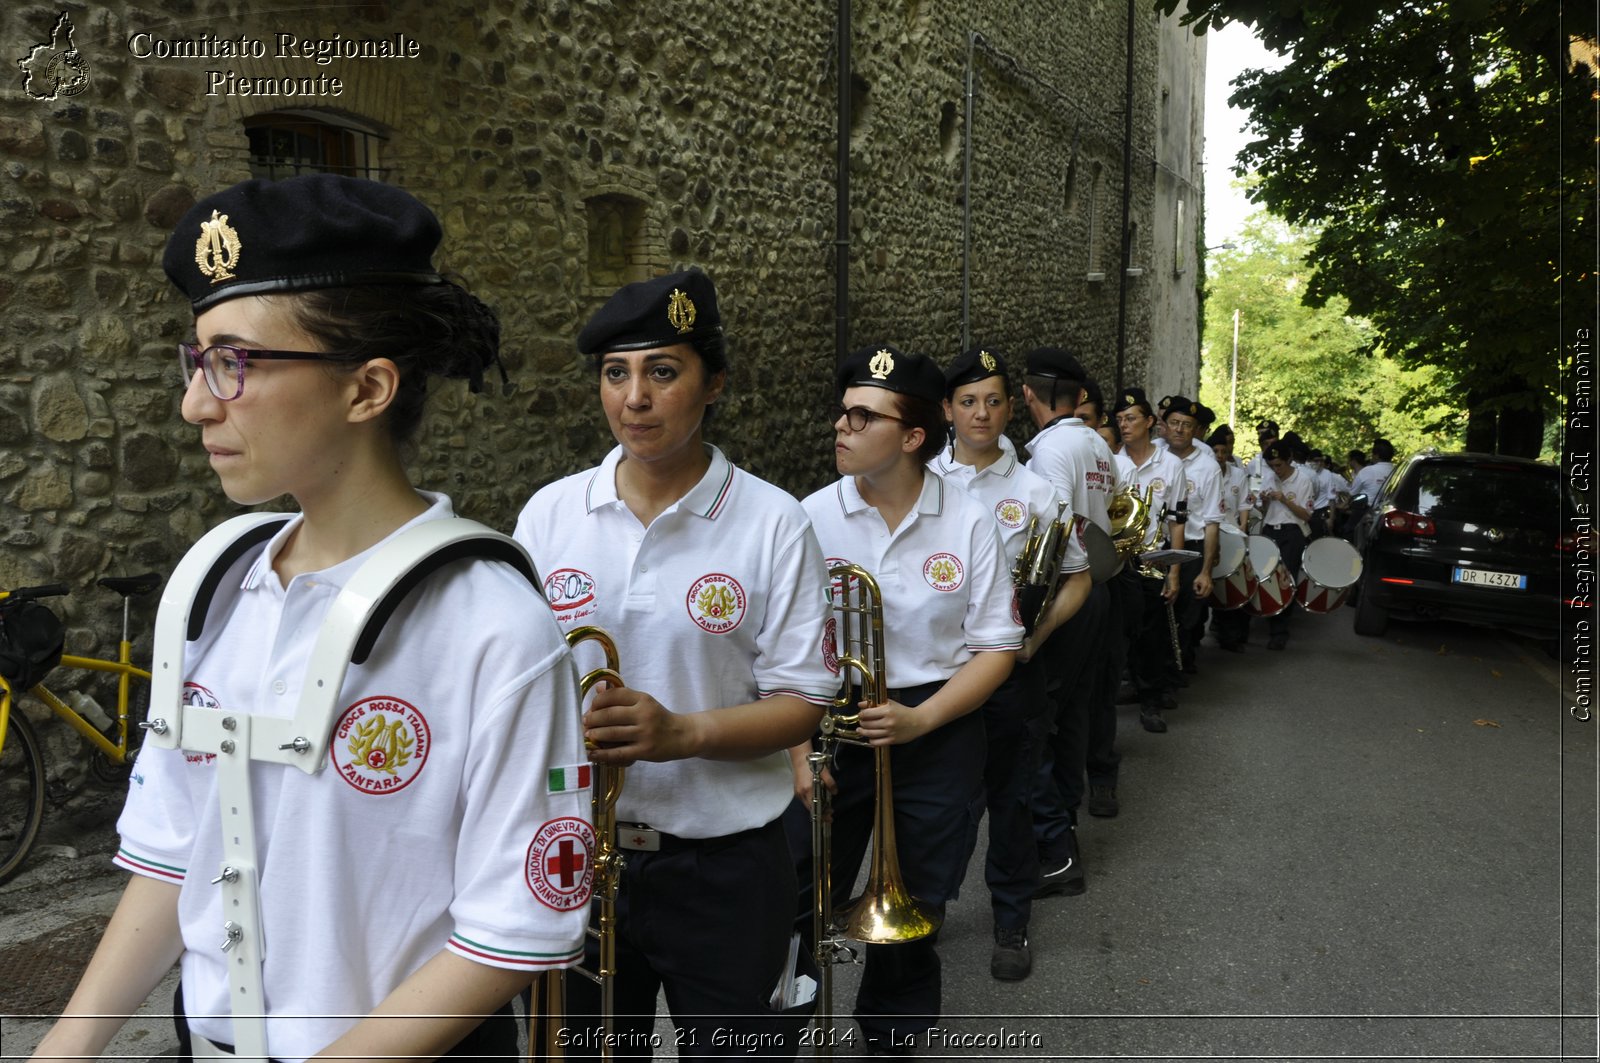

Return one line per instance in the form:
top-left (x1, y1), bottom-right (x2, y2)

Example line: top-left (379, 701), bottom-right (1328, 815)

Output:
top-left (525, 816), bottom-right (596, 911)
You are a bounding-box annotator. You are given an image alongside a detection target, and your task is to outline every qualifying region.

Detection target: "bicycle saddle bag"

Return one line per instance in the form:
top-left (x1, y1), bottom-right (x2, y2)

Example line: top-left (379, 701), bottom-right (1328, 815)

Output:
top-left (0, 599), bottom-right (64, 690)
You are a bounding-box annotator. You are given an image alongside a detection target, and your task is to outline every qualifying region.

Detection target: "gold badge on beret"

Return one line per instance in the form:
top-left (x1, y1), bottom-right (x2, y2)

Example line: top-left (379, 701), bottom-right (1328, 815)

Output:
top-left (1123, 392), bottom-right (1137, 406)
top-left (667, 288), bottom-right (697, 334)
top-left (980, 351), bottom-right (996, 372)
top-left (869, 348), bottom-right (895, 380)
top-left (195, 210), bottom-right (241, 285)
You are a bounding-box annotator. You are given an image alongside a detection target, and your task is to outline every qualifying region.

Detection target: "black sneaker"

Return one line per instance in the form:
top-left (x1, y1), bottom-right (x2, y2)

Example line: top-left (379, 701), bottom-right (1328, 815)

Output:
top-left (1088, 784), bottom-right (1119, 818)
top-left (1116, 681), bottom-right (1139, 705)
top-left (1140, 708), bottom-right (1168, 733)
top-left (1035, 835), bottom-right (1086, 897)
top-left (991, 925), bottom-right (1032, 981)
top-left (1160, 689), bottom-right (1180, 711)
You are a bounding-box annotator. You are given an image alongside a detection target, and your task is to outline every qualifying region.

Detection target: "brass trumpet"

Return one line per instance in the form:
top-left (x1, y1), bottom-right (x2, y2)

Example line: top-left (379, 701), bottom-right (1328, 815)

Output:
top-left (807, 564), bottom-right (939, 1057)
top-left (528, 625), bottom-right (626, 1062)
top-left (1012, 500), bottom-right (1070, 636)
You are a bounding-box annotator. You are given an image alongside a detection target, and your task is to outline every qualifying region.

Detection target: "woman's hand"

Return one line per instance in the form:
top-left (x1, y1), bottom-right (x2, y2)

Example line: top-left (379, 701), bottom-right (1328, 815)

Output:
top-left (791, 756), bottom-right (837, 813)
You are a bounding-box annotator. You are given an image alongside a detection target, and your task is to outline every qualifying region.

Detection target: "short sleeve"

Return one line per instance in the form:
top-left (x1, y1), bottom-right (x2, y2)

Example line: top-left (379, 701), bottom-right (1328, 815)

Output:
top-left (753, 521), bottom-right (836, 705)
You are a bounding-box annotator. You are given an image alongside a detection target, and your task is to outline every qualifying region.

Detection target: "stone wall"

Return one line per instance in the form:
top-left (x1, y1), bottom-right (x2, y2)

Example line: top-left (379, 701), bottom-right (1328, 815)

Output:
top-left (1, 0), bottom-right (1201, 716)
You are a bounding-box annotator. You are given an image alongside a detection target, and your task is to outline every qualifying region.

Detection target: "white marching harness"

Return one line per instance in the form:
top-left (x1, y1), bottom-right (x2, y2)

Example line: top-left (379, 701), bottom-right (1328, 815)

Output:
top-left (143, 513), bottom-right (541, 1061)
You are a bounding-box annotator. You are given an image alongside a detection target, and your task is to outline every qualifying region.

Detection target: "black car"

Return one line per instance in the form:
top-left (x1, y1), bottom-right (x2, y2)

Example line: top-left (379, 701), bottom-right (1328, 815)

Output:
top-left (1349, 451), bottom-right (1575, 641)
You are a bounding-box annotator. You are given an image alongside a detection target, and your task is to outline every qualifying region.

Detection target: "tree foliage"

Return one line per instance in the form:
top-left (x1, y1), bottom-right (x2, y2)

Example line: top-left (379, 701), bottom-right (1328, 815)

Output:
top-left (1201, 209), bottom-right (1465, 463)
top-left (1159, 0), bottom-right (1596, 454)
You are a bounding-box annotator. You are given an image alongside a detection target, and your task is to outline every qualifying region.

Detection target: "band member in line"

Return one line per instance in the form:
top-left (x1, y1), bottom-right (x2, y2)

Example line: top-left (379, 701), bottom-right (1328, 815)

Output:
top-left (931, 347), bottom-right (1090, 981)
top-left (787, 345), bottom-right (1021, 1055)
top-left (1110, 388), bottom-right (1188, 733)
top-left (1161, 396), bottom-right (1221, 676)
top-left (35, 175), bottom-right (589, 1063)
top-left (1257, 440), bottom-right (1317, 650)
top-left (514, 269), bottom-right (835, 1060)
top-left (1016, 346), bottom-right (1120, 892)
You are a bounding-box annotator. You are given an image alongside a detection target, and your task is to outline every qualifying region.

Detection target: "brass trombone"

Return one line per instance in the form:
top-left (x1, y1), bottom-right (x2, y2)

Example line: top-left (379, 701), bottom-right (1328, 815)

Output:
top-left (528, 625), bottom-right (626, 1062)
top-left (807, 564), bottom-right (940, 1057)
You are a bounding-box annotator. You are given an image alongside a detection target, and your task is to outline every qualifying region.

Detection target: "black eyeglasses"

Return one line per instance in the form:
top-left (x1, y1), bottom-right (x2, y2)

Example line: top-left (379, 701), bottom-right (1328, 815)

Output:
top-left (827, 403), bottom-right (907, 432)
top-left (178, 343), bottom-right (342, 401)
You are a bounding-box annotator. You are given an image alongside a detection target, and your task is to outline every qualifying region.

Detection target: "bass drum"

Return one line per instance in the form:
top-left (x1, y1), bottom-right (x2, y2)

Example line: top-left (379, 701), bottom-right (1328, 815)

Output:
top-left (1245, 534), bottom-right (1294, 617)
top-left (1296, 537), bottom-right (1363, 613)
top-left (1208, 525), bottom-right (1256, 610)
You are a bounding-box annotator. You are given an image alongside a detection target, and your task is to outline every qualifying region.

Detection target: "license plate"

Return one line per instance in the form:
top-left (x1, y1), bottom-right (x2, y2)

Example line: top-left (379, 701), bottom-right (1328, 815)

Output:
top-left (1452, 567), bottom-right (1528, 590)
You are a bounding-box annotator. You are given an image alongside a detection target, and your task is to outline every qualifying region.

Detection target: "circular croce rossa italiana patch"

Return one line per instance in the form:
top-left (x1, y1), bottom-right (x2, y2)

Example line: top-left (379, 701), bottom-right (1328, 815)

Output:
top-left (923, 552), bottom-right (965, 592)
top-left (525, 816), bottom-right (596, 911)
top-left (330, 696), bottom-right (431, 795)
top-left (686, 572), bottom-right (747, 634)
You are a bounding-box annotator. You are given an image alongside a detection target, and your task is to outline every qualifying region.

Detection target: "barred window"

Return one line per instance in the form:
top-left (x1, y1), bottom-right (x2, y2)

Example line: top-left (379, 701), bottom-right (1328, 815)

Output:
top-left (245, 110), bottom-right (388, 181)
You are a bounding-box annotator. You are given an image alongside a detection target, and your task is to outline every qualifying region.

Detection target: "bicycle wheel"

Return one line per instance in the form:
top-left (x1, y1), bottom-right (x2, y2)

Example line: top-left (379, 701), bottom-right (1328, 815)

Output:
top-left (0, 707), bottom-right (47, 883)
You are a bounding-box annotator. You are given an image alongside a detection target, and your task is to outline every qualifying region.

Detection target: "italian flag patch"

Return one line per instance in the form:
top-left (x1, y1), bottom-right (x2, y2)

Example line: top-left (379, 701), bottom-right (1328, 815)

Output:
top-left (547, 764), bottom-right (592, 794)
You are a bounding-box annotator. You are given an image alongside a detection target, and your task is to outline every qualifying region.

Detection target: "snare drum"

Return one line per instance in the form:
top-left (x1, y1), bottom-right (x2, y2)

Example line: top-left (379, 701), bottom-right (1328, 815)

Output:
top-left (1295, 537), bottom-right (1363, 613)
top-left (1245, 534), bottom-right (1294, 617)
top-left (1208, 526), bottom-right (1256, 610)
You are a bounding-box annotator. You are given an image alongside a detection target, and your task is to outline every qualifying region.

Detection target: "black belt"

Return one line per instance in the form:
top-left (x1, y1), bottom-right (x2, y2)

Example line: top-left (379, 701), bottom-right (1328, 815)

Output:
top-left (615, 821), bottom-right (766, 853)
top-left (847, 680), bottom-right (944, 705)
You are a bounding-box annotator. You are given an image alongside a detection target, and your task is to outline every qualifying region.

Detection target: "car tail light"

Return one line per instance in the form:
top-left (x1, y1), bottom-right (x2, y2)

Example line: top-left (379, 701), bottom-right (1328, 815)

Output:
top-left (1382, 510), bottom-right (1437, 536)
top-left (1381, 577), bottom-right (1416, 585)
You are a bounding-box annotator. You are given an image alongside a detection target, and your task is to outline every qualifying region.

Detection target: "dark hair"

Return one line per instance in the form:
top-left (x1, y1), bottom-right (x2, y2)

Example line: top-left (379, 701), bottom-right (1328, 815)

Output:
top-left (1347, 449), bottom-right (1367, 465)
top-left (1371, 438), bottom-right (1395, 461)
top-left (284, 279), bottom-right (501, 444)
top-left (1025, 373), bottom-right (1085, 412)
top-left (892, 392), bottom-right (948, 464)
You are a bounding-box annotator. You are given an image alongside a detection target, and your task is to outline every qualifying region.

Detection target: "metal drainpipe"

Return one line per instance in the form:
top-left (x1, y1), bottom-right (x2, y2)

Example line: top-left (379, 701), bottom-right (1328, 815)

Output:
top-left (1113, 0), bottom-right (1135, 393)
top-left (835, 0), bottom-right (852, 368)
top-left (961, 32), bottom-right (977, 352)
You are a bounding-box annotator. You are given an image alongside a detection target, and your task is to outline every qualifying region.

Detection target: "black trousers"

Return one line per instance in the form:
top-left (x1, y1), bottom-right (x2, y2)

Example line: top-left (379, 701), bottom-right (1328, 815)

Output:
top-left (785, 684), bottom-right (986, 1047)
top-left (1175, 556), bottom-right (1206, 668)
top-left (968, 657), bottom-right (1050, 930)
top-left (1262, 522), bottom-right (1307, 643)
top-left (559, 818), bottom-right (809, 1061)
top-left (1030, 583), bottom-right (1112, 861)
top-left (1127, 569), bottom-right (1179, 708)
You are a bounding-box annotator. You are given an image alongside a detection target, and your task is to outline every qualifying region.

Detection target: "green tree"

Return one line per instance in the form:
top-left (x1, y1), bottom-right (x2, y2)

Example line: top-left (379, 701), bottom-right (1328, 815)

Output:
top-left (1202, 210), bottom-right (1465, 463)
top-left (1161, 0), bottom-right (1596, 456)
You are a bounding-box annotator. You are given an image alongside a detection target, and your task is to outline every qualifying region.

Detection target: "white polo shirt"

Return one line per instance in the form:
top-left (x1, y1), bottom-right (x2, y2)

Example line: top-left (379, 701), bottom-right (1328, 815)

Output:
top-left (1219, 461), bottom-right (1249, 528)
top-left (1113, 445), bottom-right (1189, 550)
top-left (513, 445), bottom-right (834, 839)
top-left (802, 470), bottom-right (1023, 690)
top-left (1172, 444), bottom-right (1223, 543)
top-left (116, 494), bottom-right (590, 1063)
top-left (1023, 416), bottom-right (1119, 533)
top-left (1350, 460), bottom-right (1395, 503)
top-left (1262, 465), bottom-right (1318, 534)
top-left (1314, 465), bottom-right (1351, 508)
top-left (930, 444), bottom-right (1090, 575)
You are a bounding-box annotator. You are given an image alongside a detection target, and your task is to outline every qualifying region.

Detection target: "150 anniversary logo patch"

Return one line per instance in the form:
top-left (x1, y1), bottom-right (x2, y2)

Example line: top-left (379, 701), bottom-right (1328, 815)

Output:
top-left (543, 568), bottom-right (598, 620)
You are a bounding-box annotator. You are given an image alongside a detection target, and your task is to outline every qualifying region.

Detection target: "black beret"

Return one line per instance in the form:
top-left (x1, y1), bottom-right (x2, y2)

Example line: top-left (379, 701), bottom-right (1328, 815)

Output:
top-left (1023, 346), bottom-right (1087, 381)
top-left (1157, 395), bottom-right (1174, 413)
top-left (163, 175), bottom-right (444, 313)
top-left (1195, 402), bottom-right (1217, 427)
top-left (1162, 394), bottom-right (1201, 420)
top-left (1256, 420), bottom-right (1280, 436)
top-left (944, 347), bottom-right (1008, 392)
top-left (837, 344), bottom-right (943, 405)
top-left (577, 268), bottom-right (722, 356)
top-left (1112, 386), bottom-right (1152, 415)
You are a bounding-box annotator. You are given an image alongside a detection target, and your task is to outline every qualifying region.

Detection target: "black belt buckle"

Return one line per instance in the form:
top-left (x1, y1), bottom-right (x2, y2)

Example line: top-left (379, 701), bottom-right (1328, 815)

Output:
top-left (617, 823), bottom-right (662, 852)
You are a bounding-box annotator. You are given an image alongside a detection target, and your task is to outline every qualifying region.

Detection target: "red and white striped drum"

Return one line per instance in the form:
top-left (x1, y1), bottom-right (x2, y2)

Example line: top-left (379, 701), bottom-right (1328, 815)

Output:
top-left (1208, 525), bottom-right (1256, 610)
top-left (1295, 537), bottom-right (1363, 613)
top-left (1245, 534), bottom-right (1294, 617)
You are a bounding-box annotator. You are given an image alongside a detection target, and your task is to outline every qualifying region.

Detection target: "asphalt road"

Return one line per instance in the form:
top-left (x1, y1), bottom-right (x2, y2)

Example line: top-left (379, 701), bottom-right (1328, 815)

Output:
top-left (2, 603), bottom-right (1593, 1061)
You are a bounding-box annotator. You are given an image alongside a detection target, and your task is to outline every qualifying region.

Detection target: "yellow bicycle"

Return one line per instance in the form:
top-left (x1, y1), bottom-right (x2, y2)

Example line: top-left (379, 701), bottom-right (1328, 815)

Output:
top-left (0, 574), bottom-right (159, 883)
